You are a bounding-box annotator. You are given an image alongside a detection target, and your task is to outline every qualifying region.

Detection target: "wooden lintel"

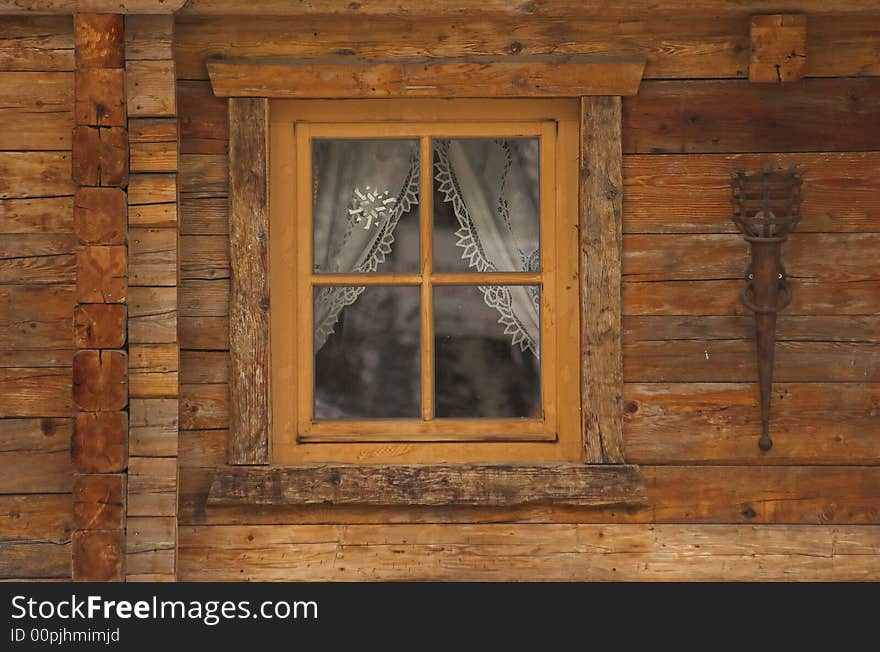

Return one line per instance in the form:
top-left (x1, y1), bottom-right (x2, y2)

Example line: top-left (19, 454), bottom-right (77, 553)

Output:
top-left (208, 464), bottom-right (647, 507)
top-left (3, 1), bottom-right (185, 13)
top-left (207, 56), bottom-right (646, 99)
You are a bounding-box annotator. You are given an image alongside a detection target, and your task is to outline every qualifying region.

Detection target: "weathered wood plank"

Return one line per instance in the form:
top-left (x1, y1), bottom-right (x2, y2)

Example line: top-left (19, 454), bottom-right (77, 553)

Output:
top-left (180, 351), bottom-right (228, 384)
top-left (625, 383), bottom-right (880, 465)
top-left (179, 198), bottom-right (227, 235)
top-left (624, 278), bottom-right (880, 316)
top-left (179, 316), bottom-right (228, 350)
top-left (74, 14), bottom-right (123, 69)
top-left (128, 173), bottom-right (177, 205)
top-left (129, 202), bottom-right (177, 229)
top-left (129, 118), bottom-right (178, 174)
top-left (0, 234), bottom-right (75, 286)
top-left (124, 14), bottom-right (174, 61)
top-left (0, 197), bottom-right (73, 234)
top-left (129, 228), bottom-right (177, 287)
top-left (623, 79), bottom-right (880, 154)
top-left (71, 411), bottom-right (127, 474)
top-left (209, 464), bottom-right (647, 508)
top-left (0, 16), bottom-right (74, 72)
top-left (178, 523), bottom-right (880, 582)
top-left (179, 279), bottom-right (228, 317)
top-left (73, 473), bottom-right (123, 530)
top-left (580, 96), bottom-right (624, 464)
top-left (126, 60), bottom-right (176, 117)
top-left (0, 369), bottom-right (72, 417)
top-left (227, 98), bottom-right (268, 465)
top-left (623, 152), bottom-right (880, 234)
top-left (0, 285), bottom-right (74, 351)
top-left (180, 235), bottom-right (228, 280)
top-left (129, 343), bottom-right (179, 399)
top-left (178, 79), bottom-right (227, 154)
top-left (179, 154), bottom-right (227, 199)
top-left (128, 286), bottom-right (177, 344)
top-left (128, 457), bottom-right (177, 517)
top-left (72, 529), bottom-right (122, 582)
top-left (72, 349), bottom-right (127, 412)
top-left (208, 55), bottom-right (646, 98)
top-left (179, 383), bottom-right (227, 430)
top-left (0, 152), bottom-right (75, 199)
top-left (0, 418), bottom-right (71, 493)
top-left (0, 71), bottom-right (73, 149)
top-left (0, 494), bottom-right (72, 543)
top-left (126, 516), bottom-right (175, 576)
top-left (130, 398), bottom-right (178, 457)
top-left (3, 1), bottom-right (185, 14)
top-left (808, 15), bottom-right (880, 77)
top-left (0, 541), bottom-right (70, 579)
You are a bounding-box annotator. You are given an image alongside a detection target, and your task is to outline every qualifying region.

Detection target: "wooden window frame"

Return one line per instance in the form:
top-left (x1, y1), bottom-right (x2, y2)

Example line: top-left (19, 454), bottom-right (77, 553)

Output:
top-left (207, 55), bottom-right (648, 507)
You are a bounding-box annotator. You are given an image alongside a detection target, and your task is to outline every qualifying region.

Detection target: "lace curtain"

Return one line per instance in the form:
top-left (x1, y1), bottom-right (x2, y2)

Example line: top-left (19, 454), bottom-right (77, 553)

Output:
top-left (313, 138), bottom-right (540, 358)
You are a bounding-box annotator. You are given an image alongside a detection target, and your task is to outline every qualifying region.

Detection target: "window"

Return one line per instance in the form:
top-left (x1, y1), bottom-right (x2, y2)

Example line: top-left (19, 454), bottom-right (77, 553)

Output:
top-left (270, 100), bottom-right (581, 464)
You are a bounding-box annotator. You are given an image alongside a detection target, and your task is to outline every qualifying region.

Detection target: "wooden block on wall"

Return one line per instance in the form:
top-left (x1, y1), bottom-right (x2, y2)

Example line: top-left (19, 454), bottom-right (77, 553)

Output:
top-left (126, 60), bottom-right (176, 117)
top-left (72, 411), bottom-right (128, 474)
top-left (74, 187), bottom-right (126, 245)
top-left (74, 14), bottom-right (124, 69)
top-left (750, 14), bottom-right (807, 83)
top-left (129, 118), bottom-right (178, 173)
top-left (76, 245), bottom-right (126, 303)
top-left (73, 473), bottom-right (125, 530)
top-left (72, 126), bottom-right (129, 187)
top-left (130, 398), bottom-right (178, 457)
top-left (75, 68), bottom-right (125, 127)
top-left (74, 303), bottom-right (126, 348)
top-left (128, 457), bottom-right (177, 517)
top-left (129, 343), bottom-right (179, 399)
top-left (72, 529), bottom-right (122, 582)
top-left (72, 349), bottom-right (128, 412)
top-left (129, 228), bottom-right (178, 287)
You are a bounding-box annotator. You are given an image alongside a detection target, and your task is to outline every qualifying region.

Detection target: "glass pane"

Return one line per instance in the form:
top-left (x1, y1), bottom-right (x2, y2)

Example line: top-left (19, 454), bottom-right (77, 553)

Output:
top-left (314, 285), bottom-right (420, 419)
top-left (433, 138), bottom-right (540, 273)
top-left (312, 139), bottom-right (420, 274)
top-left (434, 285), bottom-right (540, 418)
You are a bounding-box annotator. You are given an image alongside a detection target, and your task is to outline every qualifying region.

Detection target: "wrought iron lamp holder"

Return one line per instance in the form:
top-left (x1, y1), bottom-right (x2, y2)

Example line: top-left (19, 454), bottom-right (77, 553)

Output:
top-left (731, 165), bottom-right (803, 452)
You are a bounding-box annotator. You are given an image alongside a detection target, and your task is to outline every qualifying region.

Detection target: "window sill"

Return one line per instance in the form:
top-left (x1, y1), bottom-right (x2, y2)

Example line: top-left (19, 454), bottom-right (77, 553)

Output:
top-left (207, 463), bottom-right (647, 508)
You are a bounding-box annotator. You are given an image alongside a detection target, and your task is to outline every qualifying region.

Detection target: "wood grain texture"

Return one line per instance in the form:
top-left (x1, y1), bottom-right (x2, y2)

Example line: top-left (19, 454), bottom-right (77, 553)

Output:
top-left (749, 14), bottom-right (806, 83)
top-left (0, 152), bottom-right (76, 199)
top-left (0, 16), bottom-right (74, 72)
top-left (126, 60), bottom-right (176, 117)
top-left (0, 72), bottom-right (72, 150)
top-left (128, 228), bottom-right (177, 287)
top-left (1, 285), bottom-right (75, 354)
top-left (73, 303), bottom-right (126, 348)
top-left (623, 79), bottom-right (880, 154)
top-left (71, 126), bottom-right (128, 187)
top-left (129, 343), bottom-right (178, 399)
top-left (580, 97), bottom-right (625, 464)
top-left (72, 349), bottom-right (127, 412)
top-left (127, 457), bottom-right (177, 517)
top-left (3, 1), bottom-right (185, 13)
top-left (208, 56), bottom-right (645, 98)
top-left (178, 523), bottom-right (880, 581)
top-left (74, 187), bottom-right (126, 245)
top-left (0, 418), bottom-right (72, 492)
top-left (0, 369), bottom-right (73, 417)
top-left (72, 411), bottom-right (127, 473)
top-left (72, 529), bottom-right (122, 582)
top-left (209, 464), bottom-right (647, 508)
top-left (74, 68), bottom-right (125, 126)
top-left (124, 14), bottom-right (174, 61)
top-left (129, 118), bottom-right (178, 174)
top-left (130, 398), bottom-right (178, 457)
top-left (128, 286), bottom-right (177, 344)
top-left (227, 98), bottom-right (268, 465)
top-left (73, 14), bottom-right (122, 69)
top-left (76, 245), bottom-right (126, 303)
top-left (73, 473), bottom-right (124, 530)
top-left (0, 197), bottom-right (73, 234)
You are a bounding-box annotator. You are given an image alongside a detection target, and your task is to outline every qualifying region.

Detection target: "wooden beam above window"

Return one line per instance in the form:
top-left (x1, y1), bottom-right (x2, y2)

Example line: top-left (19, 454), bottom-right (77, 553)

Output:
top-left (208, 464), bottom-right (647, 508)
top-left (206, 55), bottom-right (646, 99)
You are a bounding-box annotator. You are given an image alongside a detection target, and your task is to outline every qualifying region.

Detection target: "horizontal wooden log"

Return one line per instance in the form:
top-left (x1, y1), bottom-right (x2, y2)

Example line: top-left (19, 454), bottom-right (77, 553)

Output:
top-left (0, 16), bottom-right (74, 72)
top-left (3, 1), bottom-right (186, 15)
top-left (625, 340), bottom-right (880, 383)
top-left (126, 60), bottom-right (176, 117)
top-left (128, 173), bottom-right (177, 205)
top-left (128, 456), bottom-right (177, 517)
top-left (74, 187), bottom-right (126, 245)
top-left (129, 343), bottom-right (179, 399)
top-left (72, 349), bottom-right (127, 412)
top-left (72, 411), bottom-right (127, 473)
top-left (179, 316), bottom-right (228, 350)
top-left (73, 473), bottom-right (124, 530)
top-left (0, 369), bottom-right (73, 418)
top-left (74, 68), bottom-right (125, 126)
top-left (73, 13), bottom-right (123, 69)
top-left (179, 197), bottom-right (227, 235)
top-left (0, 152), bottom-right (75, 199)
top-left (209, 464), bottom-right (647, 508)
top-left (73, 303), bottom-right (126, 348)
top-left (208, 55), bottom-right (646, 98)
top-left (178, 523), bottom-right (880, 581)
top-left (0, 418), bottom-right (72, 492)
top-left (0, 541), bottom-right (70, 579)
top-left (623, 79), bottom-right (880, 153)
top-left (623, 152), bottom-right (880, 234)
top-left (0, 197), bottom-right (73, 234)
top-left (624, 278), bottom-right (880, 316)
top-left (76, 245), bottom-right (126, 303)
top-left (0, 494), bottom-right (72, 543)
top-left (72, 126), bottom-right (128, 187)
top-left (624, 383), bottom-right (880, 465)
top-left (72, 529), bottom-right (122, 582)
top-left (130, 398), bottom-right (178, 457)
top-left (128, 286), bottom-right (177, 344)
top-left (0, 71), bottom-right (72, 150)
top-left (0, 285), bottom-right (74, 352)
top-left (129, 118), bottom-right (178, 173)
top-left (124, 14), bottom-right (174, 61)
top-left (129, 228), bottom-right (177, 287)
top-left (180, 235), bottom-right (228, 280)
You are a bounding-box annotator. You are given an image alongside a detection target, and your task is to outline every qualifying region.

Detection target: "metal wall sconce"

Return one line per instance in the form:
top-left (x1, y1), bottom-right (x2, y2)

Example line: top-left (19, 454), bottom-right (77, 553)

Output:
top-left (731, 165), bottom-right (803, 451)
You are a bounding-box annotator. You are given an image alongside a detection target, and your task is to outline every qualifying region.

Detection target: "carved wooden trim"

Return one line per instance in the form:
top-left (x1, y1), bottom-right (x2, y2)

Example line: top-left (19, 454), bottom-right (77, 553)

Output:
top-left (228, 97), bottom-right (270, 465)
top-left (209, 464), bottom-right (647, 507)
top-left (580, 96), bottom-right (626, 464)
top-left (207, 55), bottom-right (646, 98)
